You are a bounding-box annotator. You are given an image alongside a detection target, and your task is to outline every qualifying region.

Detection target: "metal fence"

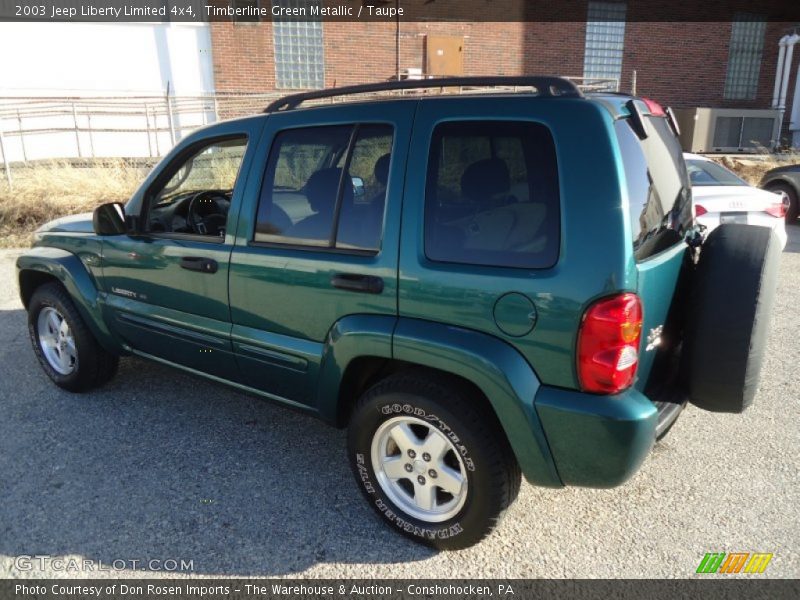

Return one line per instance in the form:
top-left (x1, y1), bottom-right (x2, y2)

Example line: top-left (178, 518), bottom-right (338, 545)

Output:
top-left (0, 94), bottom-right (273, 156)
top-left (0, 78), bottom-right (618, 188)
top-left (0, 92), bottom-right (284, 186)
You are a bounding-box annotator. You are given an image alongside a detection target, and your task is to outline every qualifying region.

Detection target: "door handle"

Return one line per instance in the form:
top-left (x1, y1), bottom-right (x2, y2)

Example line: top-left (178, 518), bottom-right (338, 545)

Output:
top-left (331, 273), bottom-right (384, 294)
top-left (180, 256), bottom-right (218, 274)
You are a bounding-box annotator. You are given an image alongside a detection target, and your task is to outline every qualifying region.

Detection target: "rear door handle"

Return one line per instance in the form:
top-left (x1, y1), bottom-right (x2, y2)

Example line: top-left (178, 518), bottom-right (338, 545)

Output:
top-left (330, 273), bottom-right (384, 294)
top-left (180, 256), bottom-right (218, 274)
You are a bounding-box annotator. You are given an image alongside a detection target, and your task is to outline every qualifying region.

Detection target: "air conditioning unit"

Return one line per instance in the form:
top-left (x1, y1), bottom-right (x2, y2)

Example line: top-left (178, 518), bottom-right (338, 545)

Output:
top-left (400, 68), bottom-right (425, 80)
top-left (672, 108), bottom-right (781, 153)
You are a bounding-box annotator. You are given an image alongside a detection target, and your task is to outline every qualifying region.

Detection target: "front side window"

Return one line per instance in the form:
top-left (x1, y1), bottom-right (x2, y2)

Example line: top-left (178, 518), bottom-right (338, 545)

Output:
top-left (424, 121), bottom-right (560, 269)
top-left (255, 124), bottom-right (393, 252)
top-left (146, 137), bottom-right (248, 239)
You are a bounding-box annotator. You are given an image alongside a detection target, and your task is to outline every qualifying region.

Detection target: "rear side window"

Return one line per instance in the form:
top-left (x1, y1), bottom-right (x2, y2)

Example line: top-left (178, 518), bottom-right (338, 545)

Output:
top-left (616, 115), bottom-right (692, 261)
top-left (255, 124), bottom-right (393, 252)
top-left (424, 121), bottom-right (560, 269)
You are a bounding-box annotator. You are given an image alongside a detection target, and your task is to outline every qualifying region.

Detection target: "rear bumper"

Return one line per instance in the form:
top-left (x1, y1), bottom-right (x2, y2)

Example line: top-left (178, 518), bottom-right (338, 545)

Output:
top-left (535, 386), bottom-right (659, 488)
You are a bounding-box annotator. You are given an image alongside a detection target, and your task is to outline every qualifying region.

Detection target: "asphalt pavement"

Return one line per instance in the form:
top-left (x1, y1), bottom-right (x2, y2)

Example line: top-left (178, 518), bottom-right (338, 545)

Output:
top-left (0, 228), bottom-right (798, 579)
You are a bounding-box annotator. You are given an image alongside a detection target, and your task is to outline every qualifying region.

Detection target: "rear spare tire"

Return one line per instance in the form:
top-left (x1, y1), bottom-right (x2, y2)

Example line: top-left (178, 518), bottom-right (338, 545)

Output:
top-left (685, 224), bottom-right (781, 413)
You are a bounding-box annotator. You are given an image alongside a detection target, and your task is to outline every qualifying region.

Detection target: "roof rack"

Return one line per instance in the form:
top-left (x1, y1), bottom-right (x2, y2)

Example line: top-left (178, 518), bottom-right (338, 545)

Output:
top-left (263, 76), bottom-right (583, 113)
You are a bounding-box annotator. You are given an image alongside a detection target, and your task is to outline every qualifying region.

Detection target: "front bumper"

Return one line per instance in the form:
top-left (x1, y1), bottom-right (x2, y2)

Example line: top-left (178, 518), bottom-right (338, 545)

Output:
top-left (535, 386), bottom-right (658, 488)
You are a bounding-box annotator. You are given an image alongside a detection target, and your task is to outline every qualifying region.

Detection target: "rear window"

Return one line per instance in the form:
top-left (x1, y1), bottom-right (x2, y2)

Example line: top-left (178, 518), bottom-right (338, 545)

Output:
top-left (424, 121), bottom-right (560, 269)
top-left (616, 115), bottom-right (692, 261)
top-left (686, 159), bottom-right (748, 187)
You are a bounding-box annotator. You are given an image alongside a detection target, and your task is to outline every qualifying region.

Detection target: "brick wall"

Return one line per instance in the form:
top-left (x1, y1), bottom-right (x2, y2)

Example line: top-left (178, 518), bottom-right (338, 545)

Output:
top-left (209, 18), bottom-right (799, 143)
top-left (210, 21), bottom-right (587, 92)
top-left (620, 21), bottom-right (795, 109)
top-left (210, 21), bottom-right (277, 92)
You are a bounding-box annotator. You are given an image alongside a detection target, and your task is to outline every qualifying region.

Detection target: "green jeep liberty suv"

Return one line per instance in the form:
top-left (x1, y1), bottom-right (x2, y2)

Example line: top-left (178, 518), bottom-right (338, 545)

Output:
top-left (17, 77), bottom-right (781, 549)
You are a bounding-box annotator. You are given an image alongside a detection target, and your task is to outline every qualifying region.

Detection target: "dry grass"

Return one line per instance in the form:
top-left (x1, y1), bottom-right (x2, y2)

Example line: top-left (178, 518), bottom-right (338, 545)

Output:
top-left (0, 160), bottom-right (148, 247)
top-left (1, 149), bottom-right (798, 249)
top-left (711, 150), bottom-right (800, 186)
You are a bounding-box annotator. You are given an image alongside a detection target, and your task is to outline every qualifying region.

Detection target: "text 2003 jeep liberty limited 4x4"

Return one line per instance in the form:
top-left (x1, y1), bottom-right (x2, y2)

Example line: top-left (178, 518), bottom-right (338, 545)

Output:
top-left (17, 77), bottom-right (781, 549)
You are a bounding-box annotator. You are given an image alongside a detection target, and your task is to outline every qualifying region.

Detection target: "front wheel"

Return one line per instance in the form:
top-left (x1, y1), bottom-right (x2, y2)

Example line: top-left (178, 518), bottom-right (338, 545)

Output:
top-left (347, 372), bottom-right (520, 550)
top-left (28, 282), bottom-right (119, 392)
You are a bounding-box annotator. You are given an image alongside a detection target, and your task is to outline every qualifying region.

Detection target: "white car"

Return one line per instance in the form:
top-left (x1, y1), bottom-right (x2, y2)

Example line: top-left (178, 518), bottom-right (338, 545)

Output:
top-left (684, 153), bottom-right (788, 248)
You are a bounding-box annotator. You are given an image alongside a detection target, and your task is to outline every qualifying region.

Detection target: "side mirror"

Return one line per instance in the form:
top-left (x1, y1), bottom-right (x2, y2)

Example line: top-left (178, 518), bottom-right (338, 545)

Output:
top-left (93, 202), bottom-right (127, 236)
top-left (351, 176), bottom-right (365, 198)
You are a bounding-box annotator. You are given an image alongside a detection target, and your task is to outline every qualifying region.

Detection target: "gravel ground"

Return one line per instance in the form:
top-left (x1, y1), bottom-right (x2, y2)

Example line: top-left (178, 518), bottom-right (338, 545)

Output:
top-left (0, 229), bottom-right (798, 579)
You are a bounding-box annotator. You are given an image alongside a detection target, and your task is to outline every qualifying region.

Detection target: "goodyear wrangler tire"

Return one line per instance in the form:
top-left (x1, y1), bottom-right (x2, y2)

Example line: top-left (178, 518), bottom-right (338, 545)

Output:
top-left (685, 224), bottom-right (781, 413)
top-left (347, 372), bottom-right (520, 550)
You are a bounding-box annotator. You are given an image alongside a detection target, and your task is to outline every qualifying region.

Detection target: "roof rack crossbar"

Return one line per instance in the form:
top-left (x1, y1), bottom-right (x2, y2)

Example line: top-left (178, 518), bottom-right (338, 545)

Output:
top-left (264, 76), bottom-right (583, 112)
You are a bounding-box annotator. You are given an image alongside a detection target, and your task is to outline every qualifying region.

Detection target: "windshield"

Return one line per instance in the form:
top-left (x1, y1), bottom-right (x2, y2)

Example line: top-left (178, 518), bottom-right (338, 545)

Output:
top-left (686, 159), bottom-right (748, 187)
top-left (155, 139), bottom-right (247, 205)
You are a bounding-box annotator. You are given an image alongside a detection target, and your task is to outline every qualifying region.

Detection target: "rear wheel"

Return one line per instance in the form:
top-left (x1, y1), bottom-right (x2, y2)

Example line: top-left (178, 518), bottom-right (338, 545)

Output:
top-left (347, 372), bottom-right (520, 550)
top-left (766, 182), bottom-right (799, 224)
top-left (684, 224), bottom-right (781, 413)
top-left (28, 282), bottom-right (119, 392)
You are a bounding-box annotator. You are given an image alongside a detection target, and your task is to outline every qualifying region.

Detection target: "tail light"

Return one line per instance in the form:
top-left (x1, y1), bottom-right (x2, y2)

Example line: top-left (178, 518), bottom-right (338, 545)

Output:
top-left (765, 194), bottom-right (789, 218)
top-left (577, 293), bottom-right (643, 394)
top-left (642, 98), bottom-right (666, 117)
top-left (695, 204), bottom-right (708, 217)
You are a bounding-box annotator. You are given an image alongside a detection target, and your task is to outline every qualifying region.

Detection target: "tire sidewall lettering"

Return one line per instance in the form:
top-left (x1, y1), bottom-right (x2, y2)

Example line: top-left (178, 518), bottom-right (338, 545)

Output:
top-left (354, 452), bottom-right (375, 494)
top-left (377, 403), bottom-right (475, 472)
top-left (357, 452), bottom-right (465, 539)
top-left (373, 496), bottom-right (464, 540)
top-left (352, 401), bottom-right (475, 541)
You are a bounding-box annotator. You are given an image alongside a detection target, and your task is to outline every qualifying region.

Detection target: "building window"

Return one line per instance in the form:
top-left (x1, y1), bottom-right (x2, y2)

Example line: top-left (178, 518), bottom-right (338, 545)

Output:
top-left (724, 15), bottom-right (766, 100)
top-left (272, 1), bottom-right (325, 89)
top-left (583, 1), bottom-right (627, 88)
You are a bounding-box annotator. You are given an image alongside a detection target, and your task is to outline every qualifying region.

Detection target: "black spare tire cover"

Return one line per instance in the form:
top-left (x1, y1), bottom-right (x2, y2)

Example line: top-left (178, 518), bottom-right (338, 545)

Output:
top-left (685, 224), bottom-right (781, 413)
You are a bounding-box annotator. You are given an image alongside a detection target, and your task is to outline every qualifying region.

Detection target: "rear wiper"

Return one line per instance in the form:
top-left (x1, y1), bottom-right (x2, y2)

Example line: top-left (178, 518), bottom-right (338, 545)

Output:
top-left (625, 99), bottom-right (648, 140)
top-left (665, 107), bottom-right (681, 137)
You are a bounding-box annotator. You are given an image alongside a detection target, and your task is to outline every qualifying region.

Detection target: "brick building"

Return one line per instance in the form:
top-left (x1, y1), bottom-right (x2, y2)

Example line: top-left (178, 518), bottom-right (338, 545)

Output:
top-left (2, 1), bottom-right (799, 161)
top-left (208, 1), bottom-right (800, 147)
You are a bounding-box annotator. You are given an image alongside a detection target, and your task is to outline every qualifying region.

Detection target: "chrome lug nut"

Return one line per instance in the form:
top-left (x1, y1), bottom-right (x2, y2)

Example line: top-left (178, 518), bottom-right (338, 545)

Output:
top-left (407, 449), bottom-right (416, 458)
top-left (417, 475), bottom-right (426, 485)
top-left (422, 452), bottom-right (431, 462)
top-left (428, 469), bottom-right (438, 478)
top-left (404, 463), bottom-right (413, 472)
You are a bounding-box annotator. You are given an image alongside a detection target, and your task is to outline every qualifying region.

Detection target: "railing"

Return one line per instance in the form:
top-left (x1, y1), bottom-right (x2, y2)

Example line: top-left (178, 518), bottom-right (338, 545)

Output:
top-left (0, 77), bottom-right (618, 188)
top-left (568, 77), bottom-right (620, 92)
top-left (0, 92), bottom-right (283, 187)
